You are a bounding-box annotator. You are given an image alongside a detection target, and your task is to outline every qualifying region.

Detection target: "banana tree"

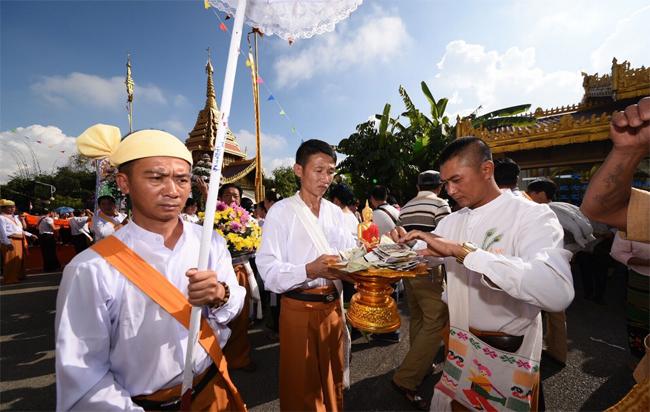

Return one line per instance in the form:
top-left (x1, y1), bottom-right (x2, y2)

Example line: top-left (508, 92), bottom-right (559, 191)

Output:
top-left (469, 104), bottom-right (536, 129)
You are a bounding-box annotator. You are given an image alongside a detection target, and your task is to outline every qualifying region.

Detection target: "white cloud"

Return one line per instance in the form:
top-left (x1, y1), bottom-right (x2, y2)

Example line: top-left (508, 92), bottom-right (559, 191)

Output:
top-left (174, 94), bottom-right (190, 107)
top-left (591, 5), bottom-right (650, 72)
top-left (273, 11), bottom-right (411, 87)
top-left (158, 120), bottom-right (189, 138)
top-left (266, 157), bottom-right (295, 175)
top-left (31, 72), bottom-right (167, 110)
top-left (234, 128), bottom-right (293, 173)
top-left (430, 40), bottom-right (583, 118)
top-left (0, 125), bottom-right (77, 183)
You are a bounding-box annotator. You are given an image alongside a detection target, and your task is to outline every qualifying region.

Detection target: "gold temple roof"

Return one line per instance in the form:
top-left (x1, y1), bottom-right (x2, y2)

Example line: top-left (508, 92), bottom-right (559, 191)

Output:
top-left (458, 58), bottom-right (650, 154)
top-left (185, 58), bottom-right (246, 159)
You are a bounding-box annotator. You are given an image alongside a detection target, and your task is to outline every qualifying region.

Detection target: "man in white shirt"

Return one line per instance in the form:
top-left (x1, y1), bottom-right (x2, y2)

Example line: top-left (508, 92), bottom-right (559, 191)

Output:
top-left (92, 195), bottom-right (128, 242)
top-left (68, 209), bottom-right (93, 253)
top-left (256, 139), bottom-right (355, 412)
top-left (393, 136), bottom-right (574, 411)
top-left (369, 185), bottom-right (400, 236)
top-left (392, 171), bottom-right (450, 410)
top-left (526, 177), bottom-right (592, 365)
top-left (56, 125), bottom-right (246, 411)
top-left (0, 199), bottom-right (37, 283)
top-left (38, 209), bottom-right (61, 272)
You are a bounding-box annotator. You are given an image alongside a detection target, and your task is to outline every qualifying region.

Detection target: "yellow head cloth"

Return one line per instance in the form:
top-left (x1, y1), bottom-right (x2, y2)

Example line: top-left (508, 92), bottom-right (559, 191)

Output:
top-left (0, 199), bottom-right (16, 207)
top-left (77, 124), bottom-right (193, 167)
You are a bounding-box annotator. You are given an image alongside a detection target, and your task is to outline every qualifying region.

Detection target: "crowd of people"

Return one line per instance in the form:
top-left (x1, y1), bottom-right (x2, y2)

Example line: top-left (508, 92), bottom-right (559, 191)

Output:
top-left (0, 97), bottom-right (648, 411)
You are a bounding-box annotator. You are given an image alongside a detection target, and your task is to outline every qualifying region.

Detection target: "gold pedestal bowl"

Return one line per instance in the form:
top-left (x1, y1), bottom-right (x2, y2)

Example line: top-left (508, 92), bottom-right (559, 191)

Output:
top-left (334, 265), bottom-right (429, 333)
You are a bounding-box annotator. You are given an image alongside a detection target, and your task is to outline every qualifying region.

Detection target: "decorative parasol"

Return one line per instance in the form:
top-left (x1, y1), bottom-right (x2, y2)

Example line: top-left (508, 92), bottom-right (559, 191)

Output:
top-left (183, 0), bottom-right (364, 407)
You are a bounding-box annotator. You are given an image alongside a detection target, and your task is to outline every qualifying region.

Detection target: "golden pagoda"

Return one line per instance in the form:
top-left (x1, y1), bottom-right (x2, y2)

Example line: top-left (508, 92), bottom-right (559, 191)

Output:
top-left (457, 58), bottom-right (650, 204)
top-left (185, 57), bottom-right (257, 194)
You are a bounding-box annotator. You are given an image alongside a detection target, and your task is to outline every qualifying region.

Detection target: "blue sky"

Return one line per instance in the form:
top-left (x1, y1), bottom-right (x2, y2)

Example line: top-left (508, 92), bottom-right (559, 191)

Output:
top-left (1, 0), bottom-right (649, 182)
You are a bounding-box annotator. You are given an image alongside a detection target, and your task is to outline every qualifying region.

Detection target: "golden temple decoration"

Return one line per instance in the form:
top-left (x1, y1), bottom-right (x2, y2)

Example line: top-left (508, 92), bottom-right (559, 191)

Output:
top-left (185, 50), bottom-right (246, 165)
top-left (125, 53), bottom-right (135, 133)
top-left (457, 58), bottom-right (649, 153)
top-left (611, 58), bottom-right (650, 100)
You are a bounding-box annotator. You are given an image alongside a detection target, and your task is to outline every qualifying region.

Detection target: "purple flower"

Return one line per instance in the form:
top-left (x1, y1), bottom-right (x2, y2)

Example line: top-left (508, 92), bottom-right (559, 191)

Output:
top-left (216, 201), bottom-right (227, 211)
top-left (230, 221), bottom-right (242, 232)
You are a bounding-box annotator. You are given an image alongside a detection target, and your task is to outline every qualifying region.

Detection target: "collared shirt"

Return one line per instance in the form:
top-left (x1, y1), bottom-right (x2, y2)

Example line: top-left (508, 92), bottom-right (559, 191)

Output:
top-left (0, 214), bottom-right (29, 245)
top-left (181, 213), bottom-right (200, 224)
top-left (38, 216), bottom-right (55, 234)
top-left (427, 191), bottom-right (573, 336)
top-left (398, 191), bottom-right (451, 232)
top-left (256, 195), bottom-right (356, 293)
top-left (93, 211), bottom-right (127, 241)
top-left (68, 216), bottom-right (90, 236)
top-left (55, 219), bottom-right (245, 411)
top-left (372, 203), bottom-right (400, 236)
top-left (611, 231), bottom-right (650, 276)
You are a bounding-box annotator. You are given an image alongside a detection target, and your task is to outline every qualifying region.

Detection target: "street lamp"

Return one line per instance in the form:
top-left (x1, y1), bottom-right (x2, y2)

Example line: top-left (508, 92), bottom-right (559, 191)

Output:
top-left (35, 181), bottom-right (56, 201)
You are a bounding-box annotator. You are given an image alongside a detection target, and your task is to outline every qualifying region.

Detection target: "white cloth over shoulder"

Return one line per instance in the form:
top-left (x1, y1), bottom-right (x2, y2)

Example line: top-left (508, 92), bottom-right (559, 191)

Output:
top-left (548, 201), bottom-right (595, 250)
top-left (256, 194), bottom-right (355, 293)
top-left (432, 191), bottom-right (574, 336)
top-left (92, 211), bottom-right (127, 241)
top-left (55, 219), bottom-right (245, 411)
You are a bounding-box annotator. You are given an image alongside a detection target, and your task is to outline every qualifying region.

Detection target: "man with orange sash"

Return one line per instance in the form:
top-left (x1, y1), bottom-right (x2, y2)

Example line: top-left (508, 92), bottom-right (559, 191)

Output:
top-left (93, 194), bottom-right (128, 242)
top-left (55, 124), bottom-right (246, 411)
top-left (256, 139), bottom-right (355, 412)
top-left (1, 199), bottom-right (36, 284)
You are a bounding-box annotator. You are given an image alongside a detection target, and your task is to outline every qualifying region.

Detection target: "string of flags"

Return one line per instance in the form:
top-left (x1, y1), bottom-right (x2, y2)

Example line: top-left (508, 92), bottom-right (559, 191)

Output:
top-left (205, 1), bottom-right (304, 141)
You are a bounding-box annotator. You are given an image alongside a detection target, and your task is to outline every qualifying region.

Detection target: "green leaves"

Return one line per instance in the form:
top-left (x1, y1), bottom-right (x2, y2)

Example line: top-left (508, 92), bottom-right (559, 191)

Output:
top-left (337, 83), bottom-right (454, 203)
top-left (471, 104), bottom-right (535, 129)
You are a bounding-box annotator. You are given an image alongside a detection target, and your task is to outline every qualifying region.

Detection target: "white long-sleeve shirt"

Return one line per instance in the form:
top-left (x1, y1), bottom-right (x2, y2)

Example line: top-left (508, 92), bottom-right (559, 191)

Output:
top-left (256, 194), bottom-right (356, 293)
top-left (0, 214), bottom-right (33, 245)
top-left (92, 211), bottom-right (127, 241)
top-left (55, 219), bottom-right (245, 411)
top-left (431, 191), bottom-right (574, 336)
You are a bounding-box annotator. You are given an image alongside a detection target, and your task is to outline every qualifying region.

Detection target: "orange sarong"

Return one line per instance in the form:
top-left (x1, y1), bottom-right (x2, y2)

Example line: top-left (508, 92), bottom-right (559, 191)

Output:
top-left (1, 237), bottom-right (26, 284)
top-left (223, 263), bottom-right (252, 369)
top-left (280, 289), bottom-right (344, 412)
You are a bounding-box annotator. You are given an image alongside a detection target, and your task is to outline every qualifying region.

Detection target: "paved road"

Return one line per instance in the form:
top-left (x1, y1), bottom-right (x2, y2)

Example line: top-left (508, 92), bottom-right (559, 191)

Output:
top-left (0, 269), bottom-right (638, 411)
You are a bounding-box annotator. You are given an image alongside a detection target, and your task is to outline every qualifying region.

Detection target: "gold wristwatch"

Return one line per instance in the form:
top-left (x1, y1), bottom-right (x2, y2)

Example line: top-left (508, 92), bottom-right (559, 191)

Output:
top-left (456, 242), bottom-right (478, 265)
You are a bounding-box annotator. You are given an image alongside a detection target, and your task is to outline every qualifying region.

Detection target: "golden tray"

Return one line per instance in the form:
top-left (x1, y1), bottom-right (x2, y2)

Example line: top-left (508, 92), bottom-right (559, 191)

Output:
top-left (330, 263), bottom-right (429, 333)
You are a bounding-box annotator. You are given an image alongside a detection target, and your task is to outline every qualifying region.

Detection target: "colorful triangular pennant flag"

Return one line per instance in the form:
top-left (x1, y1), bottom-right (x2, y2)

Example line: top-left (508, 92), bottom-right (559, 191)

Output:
top-left (10, 128), bottom-right (17, 133)
top-left (256, 76), bottom-right (264, 84)
top-left (204, 0), bottom-right (210, 9)
top-left (267, 94), bottom-right (275, 101)
top-left (291, 127), bottom-right (296, 134)
top-left (219, 22), bottom-right (227, 32)
top-left (245, 59), bottom-right (252, 67)
top-left (279, 110), bottom-right (286, 116)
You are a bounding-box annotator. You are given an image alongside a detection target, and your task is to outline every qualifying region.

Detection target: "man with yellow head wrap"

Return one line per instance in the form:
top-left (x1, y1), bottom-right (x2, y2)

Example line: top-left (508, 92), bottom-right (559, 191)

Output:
top-left (54, 125), bottom-right (246, 411)
top-left (1, 199), bottom-right (37, 284)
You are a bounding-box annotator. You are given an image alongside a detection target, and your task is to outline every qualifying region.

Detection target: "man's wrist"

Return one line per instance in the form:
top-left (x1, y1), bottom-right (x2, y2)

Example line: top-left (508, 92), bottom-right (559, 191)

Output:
top-left (211, 281), bottom-right (230, 309)
top-left (455, 242), bottom-right (479, 265)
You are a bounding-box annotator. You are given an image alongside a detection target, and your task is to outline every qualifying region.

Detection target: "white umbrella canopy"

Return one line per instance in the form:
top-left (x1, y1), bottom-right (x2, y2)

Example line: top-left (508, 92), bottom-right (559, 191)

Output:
top-left (183, 1), bottom-right (364, 406)
top-left (209, 0), bottom-right (363, 41)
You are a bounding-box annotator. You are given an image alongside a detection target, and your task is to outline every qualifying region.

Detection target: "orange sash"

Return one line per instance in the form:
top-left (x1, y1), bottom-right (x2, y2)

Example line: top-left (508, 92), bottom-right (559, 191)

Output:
top-left (91, 236), bottom-right (247, 411)
top-left (98, 211), bottom-right (123, 230)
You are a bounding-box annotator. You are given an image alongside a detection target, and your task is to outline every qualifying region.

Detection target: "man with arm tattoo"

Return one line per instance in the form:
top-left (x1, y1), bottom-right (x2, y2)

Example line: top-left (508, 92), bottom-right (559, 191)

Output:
top-left (581, 96), bottom-right (650, 242)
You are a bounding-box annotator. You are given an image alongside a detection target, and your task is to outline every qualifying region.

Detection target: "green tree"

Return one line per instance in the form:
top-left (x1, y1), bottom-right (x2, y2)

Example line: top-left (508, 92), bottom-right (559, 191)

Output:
top-left (337, 116), bottom-right (418, 204)
top-left (266, 166), bottom-right (299, 199)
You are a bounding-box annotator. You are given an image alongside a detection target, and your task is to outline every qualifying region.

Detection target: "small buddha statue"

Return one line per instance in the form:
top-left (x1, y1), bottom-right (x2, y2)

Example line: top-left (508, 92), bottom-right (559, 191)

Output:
top-left (358, 201), bottom-right (379, 251)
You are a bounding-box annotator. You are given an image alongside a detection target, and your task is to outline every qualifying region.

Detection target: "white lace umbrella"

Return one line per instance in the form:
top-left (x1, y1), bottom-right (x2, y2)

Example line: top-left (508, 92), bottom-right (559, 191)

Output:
top-left (183, 0), bottom-right (364, 403)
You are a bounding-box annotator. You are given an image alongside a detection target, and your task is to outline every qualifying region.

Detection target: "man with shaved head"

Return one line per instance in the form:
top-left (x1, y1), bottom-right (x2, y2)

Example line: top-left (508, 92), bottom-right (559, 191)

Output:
top-left (391, 136), bottom-right (574, 411)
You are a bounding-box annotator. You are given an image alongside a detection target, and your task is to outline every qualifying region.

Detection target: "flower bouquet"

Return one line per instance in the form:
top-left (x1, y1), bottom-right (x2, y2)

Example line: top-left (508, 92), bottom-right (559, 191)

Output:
top-left (201, 201), bottom-right (262, 258)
